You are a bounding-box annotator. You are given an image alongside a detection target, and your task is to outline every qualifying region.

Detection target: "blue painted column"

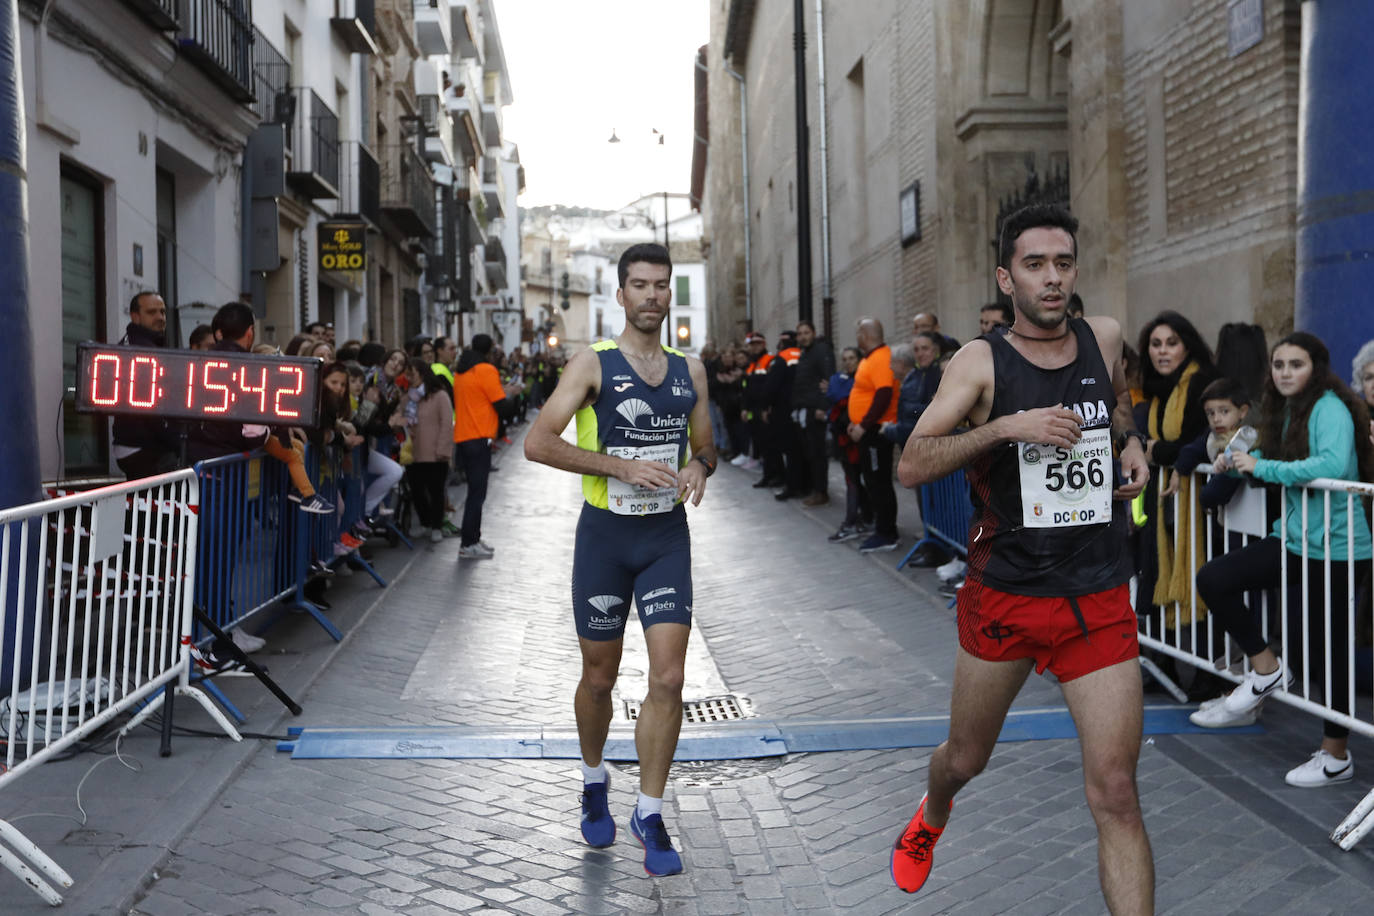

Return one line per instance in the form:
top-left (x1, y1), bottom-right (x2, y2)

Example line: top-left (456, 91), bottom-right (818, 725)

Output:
top-left (1, 0), bottom-right (41, 692)
top-left (1294, 1), bottom-right (1374, 378)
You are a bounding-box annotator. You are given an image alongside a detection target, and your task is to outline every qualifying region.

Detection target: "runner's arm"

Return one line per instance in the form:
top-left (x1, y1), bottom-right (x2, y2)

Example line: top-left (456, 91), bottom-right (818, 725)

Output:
top-left (897, 342), bottom-right (1083, 488)
top-left (523, 349), bottom-right (678, 489)
top-left (678, 357), bottom-right (717, 506)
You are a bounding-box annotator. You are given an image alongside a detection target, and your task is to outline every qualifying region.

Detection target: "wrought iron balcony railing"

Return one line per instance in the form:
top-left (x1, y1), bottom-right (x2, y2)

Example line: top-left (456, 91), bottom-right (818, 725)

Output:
top-left (250, 26), bottom-right (292, 128)
top-left (286, 88), bottom-right (340, 200)
top-left (176, 0), bottom-right (255, 102)
top-left (337, 141), bottom-right (382, 227)
top-left (380, 144), bottom-right (437, 239)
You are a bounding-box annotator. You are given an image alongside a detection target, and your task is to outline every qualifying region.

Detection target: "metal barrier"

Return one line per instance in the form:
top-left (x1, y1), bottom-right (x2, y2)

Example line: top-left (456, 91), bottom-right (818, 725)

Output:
top-left (898, 468), bottom-right (973, 569)
top-left (0, 471), bottom-right (237, 905)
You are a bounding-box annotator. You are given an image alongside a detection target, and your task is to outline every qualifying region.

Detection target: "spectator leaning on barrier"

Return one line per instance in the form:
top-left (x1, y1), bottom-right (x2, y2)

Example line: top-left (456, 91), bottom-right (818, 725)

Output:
top-left (826, 346), bottom-right (872, 543)
top-left (111, 291), bottom-right (182, 478)
top-left (1164, 377), bottom-right (1258, 512)
top-left (184, 303), bottom-right (273, 463)
top-left (1190, 332), bottom-right (1374, 789)
top-left (792, 320), bottom-right (836, 507)
top-left (453, 333), bottom-right (521, 559)
top-left (1353, 339), bottom-right (1374, 444)
top-left (847, 317), bottom-right (900, 553)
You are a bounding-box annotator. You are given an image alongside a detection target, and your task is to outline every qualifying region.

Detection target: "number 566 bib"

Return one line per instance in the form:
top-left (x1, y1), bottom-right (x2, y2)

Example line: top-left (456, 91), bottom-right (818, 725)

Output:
top-left (1018, 426), bottom-right (1112, 528)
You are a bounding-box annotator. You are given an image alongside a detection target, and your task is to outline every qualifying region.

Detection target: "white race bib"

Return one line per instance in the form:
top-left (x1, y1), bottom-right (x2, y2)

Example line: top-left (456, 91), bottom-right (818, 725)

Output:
top-left (607, 443), bottom-right (680, 515)
top-left (1018, 426), bottom-right (1112, 528)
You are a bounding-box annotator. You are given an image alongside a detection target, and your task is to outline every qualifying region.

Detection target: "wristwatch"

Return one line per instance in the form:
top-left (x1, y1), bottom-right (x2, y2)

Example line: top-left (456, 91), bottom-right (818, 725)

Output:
top-left (694, 454), bottom-right (717, 477)
top-left (1118, 429), bottom-right (1147, 452)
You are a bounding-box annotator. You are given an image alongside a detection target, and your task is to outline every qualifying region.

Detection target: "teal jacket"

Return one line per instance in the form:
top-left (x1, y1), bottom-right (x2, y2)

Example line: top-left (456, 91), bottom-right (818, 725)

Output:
top-left (1250, 390), bottom-right (1371, 561)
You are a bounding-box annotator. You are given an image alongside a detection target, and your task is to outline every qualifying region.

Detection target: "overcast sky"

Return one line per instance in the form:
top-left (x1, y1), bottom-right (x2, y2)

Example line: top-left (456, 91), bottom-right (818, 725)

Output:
top-left (497, 0), bottom-right (710, 212)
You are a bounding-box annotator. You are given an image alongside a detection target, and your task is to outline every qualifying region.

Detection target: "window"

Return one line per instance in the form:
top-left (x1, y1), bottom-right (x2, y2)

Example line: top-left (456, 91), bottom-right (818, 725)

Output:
top-left (60, 164), bottom-right (108, 474)
top-left (675, 316), bottom-right (692, 349)
top-left (675, 275), bottom-right (690, 305)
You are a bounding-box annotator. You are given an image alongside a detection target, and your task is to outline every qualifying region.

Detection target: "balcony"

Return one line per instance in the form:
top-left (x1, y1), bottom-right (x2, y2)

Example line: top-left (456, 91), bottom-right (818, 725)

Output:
top-left (331, 0), bottom-right (379, 55)
top-left (480, 153), bottom-right (503, 214)
top-left (380, 144), bottom-right (437, 238)
top-left (176, 0), bottom-right (255, 102)
top-left (418, 96), bottom-right (455, 167)
top-left (249, 26), bottom-right (291, 126)
top-left (337, 141), bottom-right (381, 227)
top-left (484, 234), bottom-right (506, 289)
top-left (413, 0), bottom-right (452, 57)
top-left (429, 184), bottom-right (458, 300)
top-left (121, 0), bottom-right (179, 30)
top-left (480, 98), bottom-right (502, 149)
top-left (449, 0), bottom-right (482, 62)
top-left (286, 88), bottom-right (340, 200)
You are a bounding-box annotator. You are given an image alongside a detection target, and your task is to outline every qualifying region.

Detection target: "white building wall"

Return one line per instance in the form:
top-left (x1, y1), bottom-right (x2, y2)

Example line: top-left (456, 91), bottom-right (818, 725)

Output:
top-left (20, 2), bottom-right (256, 478)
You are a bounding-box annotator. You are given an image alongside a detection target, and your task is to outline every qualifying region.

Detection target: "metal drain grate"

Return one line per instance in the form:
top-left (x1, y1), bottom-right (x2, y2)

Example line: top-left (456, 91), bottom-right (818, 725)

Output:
top-left (624, 694), bottom-right (753, 723)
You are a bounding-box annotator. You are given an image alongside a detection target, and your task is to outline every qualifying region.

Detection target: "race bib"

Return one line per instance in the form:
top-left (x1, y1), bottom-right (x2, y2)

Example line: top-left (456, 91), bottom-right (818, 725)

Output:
top-left (1018, 426), bottom-right (1112, 528)
top-left (607, 443), bottom-right (680, 515)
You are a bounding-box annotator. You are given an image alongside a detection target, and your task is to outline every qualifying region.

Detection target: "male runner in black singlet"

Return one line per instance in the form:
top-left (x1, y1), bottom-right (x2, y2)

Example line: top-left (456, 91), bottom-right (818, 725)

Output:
top-left (890, 205), bottom-right (1153, 914)
top-left (524, 243), bottom-right (715, 877)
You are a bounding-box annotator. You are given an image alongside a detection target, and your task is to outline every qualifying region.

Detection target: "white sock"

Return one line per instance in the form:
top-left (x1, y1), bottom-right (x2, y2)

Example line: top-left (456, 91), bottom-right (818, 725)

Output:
top-left (636, 792), bottom-right (663, 820)
top-left (581, 761), bottom-right (607, 786)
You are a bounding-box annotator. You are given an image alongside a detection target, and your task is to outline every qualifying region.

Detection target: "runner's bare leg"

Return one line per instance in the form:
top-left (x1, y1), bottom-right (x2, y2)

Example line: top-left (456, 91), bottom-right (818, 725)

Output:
top-left (575, 637), bottom-right (624, 767)
top-left (636, 622), bottom-right (691, 797)
top-left (924, 648), bottom-right (1034, 827)
top-left (1061, 658), bottom-right (1154, 916)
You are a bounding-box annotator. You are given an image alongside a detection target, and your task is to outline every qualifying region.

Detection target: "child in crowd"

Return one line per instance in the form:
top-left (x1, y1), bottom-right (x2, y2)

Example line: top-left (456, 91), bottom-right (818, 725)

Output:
top-left (1162, 377), bottom-right (1259, 511)
top-left (825, 346), bottom-right (872, 543)
top-left (1190, 333), bottom-right (1374, 788)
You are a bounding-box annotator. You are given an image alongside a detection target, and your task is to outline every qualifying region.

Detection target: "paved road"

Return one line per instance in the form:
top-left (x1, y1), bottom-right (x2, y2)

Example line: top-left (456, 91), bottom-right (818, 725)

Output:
top-left (4, 422), bottom-right (1373, 914)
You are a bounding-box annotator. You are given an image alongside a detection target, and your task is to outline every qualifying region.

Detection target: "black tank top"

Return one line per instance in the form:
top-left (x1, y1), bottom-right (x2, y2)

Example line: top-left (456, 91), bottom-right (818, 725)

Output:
top-left (965, 319), bottom-right (1131, 596)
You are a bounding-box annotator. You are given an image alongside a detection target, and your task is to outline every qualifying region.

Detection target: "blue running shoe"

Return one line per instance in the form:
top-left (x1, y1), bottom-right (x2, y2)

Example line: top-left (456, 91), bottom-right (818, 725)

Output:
top-left (580, 781), bottom-right (615, 847)
top-left (629, 809), bottom-right (683, 876)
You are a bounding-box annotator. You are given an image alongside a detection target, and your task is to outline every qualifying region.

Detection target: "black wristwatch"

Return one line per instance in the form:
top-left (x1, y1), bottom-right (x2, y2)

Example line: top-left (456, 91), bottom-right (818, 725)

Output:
top-left (694, 454), bottom-right (717, 477)
top-left (1118, 429), bottom-right (1147, 452)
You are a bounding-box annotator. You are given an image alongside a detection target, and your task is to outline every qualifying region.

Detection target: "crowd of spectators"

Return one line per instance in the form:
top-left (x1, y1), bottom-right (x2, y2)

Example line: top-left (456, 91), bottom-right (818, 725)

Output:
top-left (108, 295), bottom-right (543, 653)
top-left (701, 301), bottom-right (1374, 787)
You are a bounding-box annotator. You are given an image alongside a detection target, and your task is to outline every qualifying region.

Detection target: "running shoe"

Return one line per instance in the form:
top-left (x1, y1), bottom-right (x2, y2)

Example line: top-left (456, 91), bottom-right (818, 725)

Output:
top-left (729, 453), bottom-right (750, 467)
top-left (1284, 749), bottom-right (1354, 788)
top-left (430, 528), bottom-right (443, 543)
top-left (296, 493), bottom-right (335, 514)
top-left (1220, 659), bottom-right (1291, 716)
top-left (936, 557), bottom-right (967, 584)
top-left (580, 780), bottom-right (615, 847)
top-left (337, 531), bottom-right (363, 550)
top-left (828, 524), bottom-right (859, 543)
top-left (230, 629), bottom-right (266, 653)
top-left (441, 520), bottom-right (461, 537)
top-left (858, 534), bottom-right (898, 553)
top-left (308, 559), bottom-right (335, 578)
top-left (629, 809), bottom-right (683, 876)
top-left (891, 795), bottom-right (948, 894)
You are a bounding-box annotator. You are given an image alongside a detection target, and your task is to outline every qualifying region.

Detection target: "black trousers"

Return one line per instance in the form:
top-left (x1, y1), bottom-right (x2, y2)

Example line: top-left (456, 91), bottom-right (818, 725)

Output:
top-left (1196, 536), bottom-right (1364, 739)
top-left (405, 462), bottom-right (448, 529)
top-left (803, 412), bottom-right (829, 496)
top-left (455, 439), bottom-right (491, 546)
top-left (858, 434), bottom-right (897, 538)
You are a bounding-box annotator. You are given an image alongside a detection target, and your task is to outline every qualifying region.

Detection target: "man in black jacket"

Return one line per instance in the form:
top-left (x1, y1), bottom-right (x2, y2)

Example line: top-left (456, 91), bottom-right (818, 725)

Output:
top-left (792, 320), bottom-right (835, 506)
top-left (186, 303), bottom-right (272, 462)
top-left (112, 291), bottom-right (182, 478)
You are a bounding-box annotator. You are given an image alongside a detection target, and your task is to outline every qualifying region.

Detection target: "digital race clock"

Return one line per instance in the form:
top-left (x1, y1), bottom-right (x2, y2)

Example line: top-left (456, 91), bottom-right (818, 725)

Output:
top-left (75, 343), bottom-right (322, 427)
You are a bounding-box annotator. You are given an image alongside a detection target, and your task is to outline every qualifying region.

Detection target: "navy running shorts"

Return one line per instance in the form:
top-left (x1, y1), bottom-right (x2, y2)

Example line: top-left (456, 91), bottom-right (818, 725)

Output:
top-left (572, 502), bottom-right (693, 641)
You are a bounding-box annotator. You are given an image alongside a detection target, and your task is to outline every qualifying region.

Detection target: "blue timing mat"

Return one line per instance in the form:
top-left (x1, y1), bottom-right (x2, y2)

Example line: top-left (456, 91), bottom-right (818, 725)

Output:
top-left (277, 705), bottom-right (1260, 761)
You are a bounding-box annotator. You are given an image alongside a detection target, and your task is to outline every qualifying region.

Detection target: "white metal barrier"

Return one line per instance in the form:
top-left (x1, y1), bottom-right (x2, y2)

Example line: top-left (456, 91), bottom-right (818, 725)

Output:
top-left (0, 471), bottom-right (238, 905)
top-left (1136, 471), bottom-right (1374, 850)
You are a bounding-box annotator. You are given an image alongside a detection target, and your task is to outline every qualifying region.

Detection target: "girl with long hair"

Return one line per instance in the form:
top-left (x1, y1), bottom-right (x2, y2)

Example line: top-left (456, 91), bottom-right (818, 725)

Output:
top-left (401, 358), bottom-right (453, 543)
top-left (1190, 332), bottom-right (1374, 787)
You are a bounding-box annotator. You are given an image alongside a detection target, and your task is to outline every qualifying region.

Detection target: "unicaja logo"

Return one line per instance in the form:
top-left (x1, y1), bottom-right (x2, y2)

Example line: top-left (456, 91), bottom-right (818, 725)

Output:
top-left (616, 398), bottom-right (653, 426)
top-left (588, 594), bottom-right (624, 612)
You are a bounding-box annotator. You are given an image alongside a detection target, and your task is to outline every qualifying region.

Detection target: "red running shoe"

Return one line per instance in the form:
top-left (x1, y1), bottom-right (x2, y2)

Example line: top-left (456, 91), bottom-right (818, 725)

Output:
top-left (891, 795), bottom-right (948, 893)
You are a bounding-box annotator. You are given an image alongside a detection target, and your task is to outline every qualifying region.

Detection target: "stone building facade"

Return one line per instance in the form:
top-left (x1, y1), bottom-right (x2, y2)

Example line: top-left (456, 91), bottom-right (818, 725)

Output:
top-left (704, 0), bottom-right (1303, 352)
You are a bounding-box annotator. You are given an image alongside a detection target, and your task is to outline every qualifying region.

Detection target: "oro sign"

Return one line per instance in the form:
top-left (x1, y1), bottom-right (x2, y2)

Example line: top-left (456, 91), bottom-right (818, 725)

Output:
top-left (318, 222), bottom-right (367, 271)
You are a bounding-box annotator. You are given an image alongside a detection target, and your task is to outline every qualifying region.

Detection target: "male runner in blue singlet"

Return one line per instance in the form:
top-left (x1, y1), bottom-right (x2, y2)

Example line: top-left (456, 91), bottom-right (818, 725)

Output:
top-left (890, 205), bottom-right (1153, 914)
top-left (524, 243), bottom-right (716, 877)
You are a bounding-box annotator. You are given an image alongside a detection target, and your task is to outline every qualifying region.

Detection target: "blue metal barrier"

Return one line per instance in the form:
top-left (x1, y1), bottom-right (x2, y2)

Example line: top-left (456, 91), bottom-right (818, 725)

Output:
top-left (898, 469), bottom-right (973, 570)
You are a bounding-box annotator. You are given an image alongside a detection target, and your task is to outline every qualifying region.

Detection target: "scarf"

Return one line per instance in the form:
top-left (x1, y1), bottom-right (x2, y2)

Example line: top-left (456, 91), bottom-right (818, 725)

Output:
top-left (1148, 360), bottom-right (1207, 622)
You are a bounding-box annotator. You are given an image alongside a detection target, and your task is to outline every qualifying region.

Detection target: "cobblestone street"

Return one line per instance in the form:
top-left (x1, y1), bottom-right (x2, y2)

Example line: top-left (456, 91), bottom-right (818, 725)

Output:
top-left (4, 426), bottom-right (1374, 914)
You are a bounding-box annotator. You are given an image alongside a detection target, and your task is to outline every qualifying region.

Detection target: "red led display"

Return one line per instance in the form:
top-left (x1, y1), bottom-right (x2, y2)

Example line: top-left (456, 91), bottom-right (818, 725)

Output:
top-left (75, 343), bottom-right (322, 427)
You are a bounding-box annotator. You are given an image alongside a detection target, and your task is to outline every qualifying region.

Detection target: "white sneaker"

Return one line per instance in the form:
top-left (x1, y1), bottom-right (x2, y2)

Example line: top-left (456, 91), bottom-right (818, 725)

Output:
top-left (1189, 700), bottom-right (1257, 728)
top-left (458, 542), bottom-right (495, 559)
top-left (1284, 749), bottom-right (1354, 788)
top-left (729, 453), bottom-right (750, 467)
top-left (478, 540), bottom-right (496, 553)
top-left (1220, 660), bottom-right (1291, 715)
top-left (743, 458), bottom-right (760, 470)
top-left (936, 558), bottom-right (967, 584)
top-left (430, 528), bottom-right (443, 543)
top-left (230, 629), bottom-right (266, 654)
